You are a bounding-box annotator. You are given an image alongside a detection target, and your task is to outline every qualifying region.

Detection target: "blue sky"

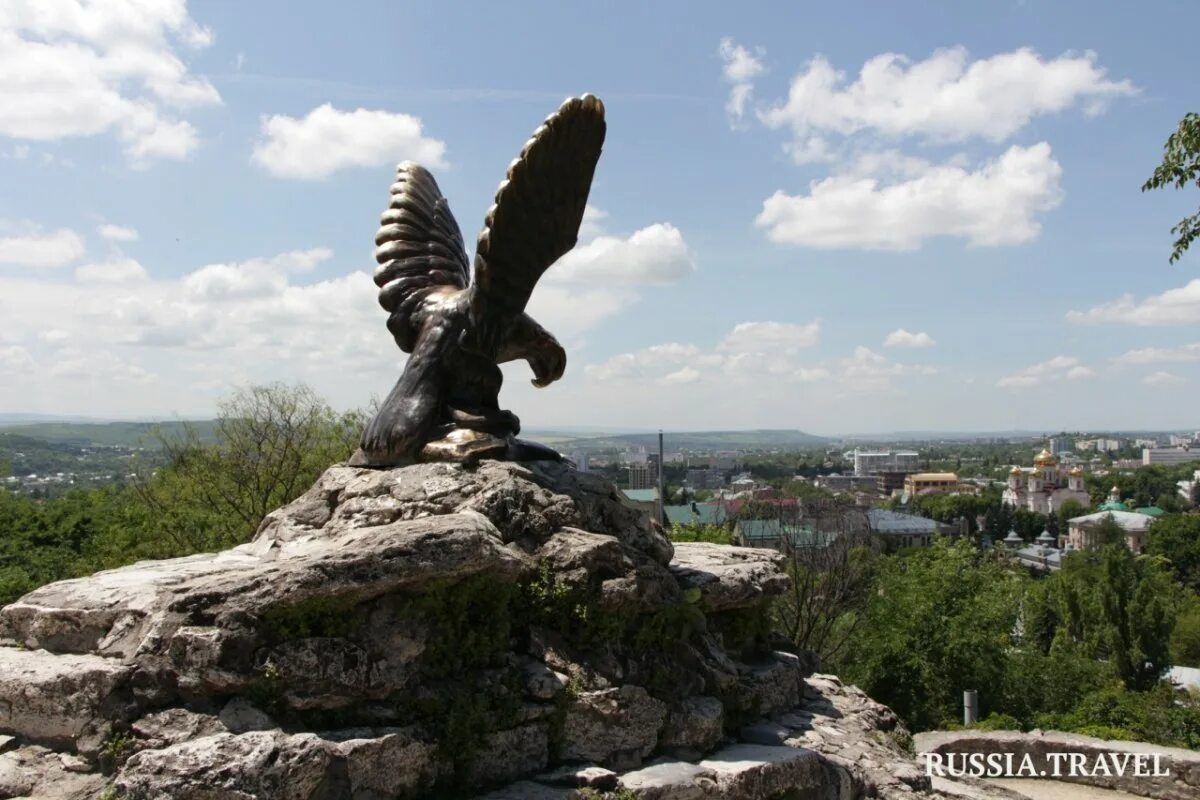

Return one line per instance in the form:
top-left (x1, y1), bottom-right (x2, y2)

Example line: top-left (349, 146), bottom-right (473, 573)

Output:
top-left (0, 0), bottom-right (1198, 435)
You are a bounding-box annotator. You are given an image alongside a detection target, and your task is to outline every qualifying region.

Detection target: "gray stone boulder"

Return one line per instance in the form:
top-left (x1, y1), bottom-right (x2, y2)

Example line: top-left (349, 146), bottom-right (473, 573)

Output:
top-left (0, 459), bottom-right (952, 799)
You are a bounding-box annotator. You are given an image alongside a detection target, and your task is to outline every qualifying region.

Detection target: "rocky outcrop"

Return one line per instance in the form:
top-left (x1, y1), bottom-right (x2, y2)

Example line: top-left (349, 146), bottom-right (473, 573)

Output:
top-left (0, 460), bottom-right (963, 799)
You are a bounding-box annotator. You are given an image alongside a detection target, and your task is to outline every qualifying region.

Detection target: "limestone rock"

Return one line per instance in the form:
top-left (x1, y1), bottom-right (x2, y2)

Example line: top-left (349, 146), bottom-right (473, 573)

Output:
top-left (0, 459), bottom-right (906, 799)
top-left (477, 781), bottom-right (571, 800)
top-left (699, 744), bottom-right (824, 797)
top-left (561, 685), bottom-right (668, 766)
top-left (727, 651), bottom-right (805, 718)
top-left (0, 646), bottom-right (131, 750)
top-left (618, 760), bottom-right (719, 799)
top-left (218, 698), bottom-right (275, 734)
top-left (521, 658), bottom-right (569, 700)
top-left (0, 743), bottom-right (105, 800)
top-left (257, 461), bottom-right (673, 565)
top-left (464, 723), bottom-right (550, 788)
top-left (669, 543), bottom-right (789, 611)
top-left (534, 763), bottom-right (618, 790)
top-left (660, 696), bottom-right (724, 757)
top-left (116, 727), bottom-right (444, 800)
top-left (130, 707), bottom-right (226, 749)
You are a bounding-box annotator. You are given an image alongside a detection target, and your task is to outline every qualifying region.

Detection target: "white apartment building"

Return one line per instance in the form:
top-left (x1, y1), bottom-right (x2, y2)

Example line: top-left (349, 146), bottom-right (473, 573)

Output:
top-left (1143, 447), bottom-right (1200, 466)
top-left (852, 449), bottom-right (920, 477)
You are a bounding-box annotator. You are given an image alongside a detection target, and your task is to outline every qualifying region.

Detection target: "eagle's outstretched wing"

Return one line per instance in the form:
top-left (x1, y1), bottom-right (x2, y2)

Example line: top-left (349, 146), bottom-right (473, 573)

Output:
top-left (469, 94), bottom-right (606, 351)
top-left (373, 162), bottom-right (471, 352)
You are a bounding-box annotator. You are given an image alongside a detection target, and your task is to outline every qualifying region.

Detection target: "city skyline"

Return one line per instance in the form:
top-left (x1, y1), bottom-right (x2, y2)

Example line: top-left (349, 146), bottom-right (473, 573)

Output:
top-left (1, 1), bottom-right (1199, 432)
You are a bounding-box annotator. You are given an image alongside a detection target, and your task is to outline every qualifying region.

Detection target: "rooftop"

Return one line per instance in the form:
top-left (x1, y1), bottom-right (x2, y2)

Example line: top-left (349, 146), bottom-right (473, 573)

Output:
top-left (1067, 510), bottom-right (1155, 531)
top-left (866, 508), bottom-right (944, 535)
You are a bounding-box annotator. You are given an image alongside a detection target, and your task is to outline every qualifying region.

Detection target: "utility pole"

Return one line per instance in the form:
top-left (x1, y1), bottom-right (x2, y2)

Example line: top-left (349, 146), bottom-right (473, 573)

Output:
top-left (657, 429), bottom-right (665, 526)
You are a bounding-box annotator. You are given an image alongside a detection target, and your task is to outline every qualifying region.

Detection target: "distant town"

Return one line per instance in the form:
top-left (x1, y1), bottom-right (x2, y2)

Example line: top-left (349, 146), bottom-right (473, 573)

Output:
top-left (554, 429), bottom-right (1200, 570)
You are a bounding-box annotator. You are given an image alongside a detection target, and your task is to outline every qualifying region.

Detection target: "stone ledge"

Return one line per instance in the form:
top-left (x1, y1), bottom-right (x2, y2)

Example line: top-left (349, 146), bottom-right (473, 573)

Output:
top-left (669, 543), bottom-right (789, 612)
top-left (0, 647), bottom-right (131, 751)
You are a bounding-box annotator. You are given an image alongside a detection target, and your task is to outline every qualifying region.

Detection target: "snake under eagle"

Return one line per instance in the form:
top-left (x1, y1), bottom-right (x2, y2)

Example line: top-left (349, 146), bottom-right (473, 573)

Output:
top-left (355, 94), bottom-right (606, 466)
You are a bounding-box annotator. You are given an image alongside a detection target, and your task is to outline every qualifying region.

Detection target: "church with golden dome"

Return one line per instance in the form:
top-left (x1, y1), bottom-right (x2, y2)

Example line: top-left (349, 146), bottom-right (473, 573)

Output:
top-left (1001, 449), bottom-right (1090, 514)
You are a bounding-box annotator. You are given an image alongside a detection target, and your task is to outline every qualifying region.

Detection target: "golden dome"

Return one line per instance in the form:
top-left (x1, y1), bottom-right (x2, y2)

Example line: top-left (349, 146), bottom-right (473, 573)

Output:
top-left (1069, 466), bottom-right (1084, 476)
top-left (1034, 448), bottom-right (1058, 466)
top-left (1009, 465), bottom-right (1023, 476)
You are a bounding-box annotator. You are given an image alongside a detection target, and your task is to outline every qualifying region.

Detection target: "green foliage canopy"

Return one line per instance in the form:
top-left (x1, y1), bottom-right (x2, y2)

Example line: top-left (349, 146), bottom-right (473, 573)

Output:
top-left (1143, 111), bottom-right (1200, 262)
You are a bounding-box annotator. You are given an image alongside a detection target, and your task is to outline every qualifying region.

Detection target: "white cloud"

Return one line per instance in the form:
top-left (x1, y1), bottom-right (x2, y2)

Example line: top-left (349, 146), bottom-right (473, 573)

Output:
top-left (758, 46), bottom-right (1135, 160)
top-left (997, 375), bottom-right (1039, 390)
top-left (97, 224), bottom-right (138, 242)
top-left (552, 223), bottom-right (693, 286)
top-left (182, 248), bottom-right (333, 301)
top-left (1113, 342), bottom-right (1200, 365)
top-left (0, 0), bottom-right (220, 163)
top-left (0, 345), bottom-right (34, 373)
top-left (584, 332), bottom-right (932, 404)
top-left (1066, 365), bottom-right (1095, 380)
top-left (585, 342), bottom-right (702, 383)
top-left (1067, 279), bottom-right (1200, 326)
top-left (1144, 371), bottom-right (1184, 386)
top-left (527, 215), bottom-right (696, 343)
top-left (719, 320), bottom-right (821, 353)
top-left (0, 225), bottom-right (85, 267)
top-left (252, 104), bottom-right (447, 179)
top-left (719, 38), bottom-right (766, 125)
top-left (997, 355), bottom-right (1087, 388)
top-left (0, 243), bottom-right (396, 415)
top-left (578, 205), bottom-right (608, 241)
top-left (662, 366), bottom-right (702, 385)
top-left (755, 143), bottom-right (1063, 250)
top-left (585, 320), bottom-right (827, 387)
top-left (841, 346), bottom-right (936, 383)
top-left (75, 257), bottom-right (148, 283)
top-left (883, 328), bottom-right (935, 348)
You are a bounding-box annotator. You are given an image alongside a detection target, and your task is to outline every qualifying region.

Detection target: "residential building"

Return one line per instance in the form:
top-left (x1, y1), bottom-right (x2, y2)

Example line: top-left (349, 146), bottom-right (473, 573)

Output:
top-left (1143, 447), bottom-right (1200, 466)
top-left (628, 461), bottom-right (656, 490)
top-left (815, 474), bottom-right (878, 494)
top-left (852, 449), bottom-right (920, 477)
top-left (713, 451), bottom-right (739, 471)
top-left (734, 519), bottom-right (836, 553)
top-left (1066, 508), bottom-right (1155, 553)
top-left (903, 472), bottom-right (962, 497)
top-left (663, 502), bottom-right (724, 527)
top-left (685, 468), bottom-right (725, 490)
top-left (876, 470), bottom-right (911, 497)
top-left (1009, 528), bottom-right (1065, 572)
top-left (1002, 450), bottom-right (1089, 514)
top-left (866, 508), bottom-right (953, 549)
top-left (1048, 437), bottom-right (1070, 455)
top-left (567, 451), bottom-right (589, 473)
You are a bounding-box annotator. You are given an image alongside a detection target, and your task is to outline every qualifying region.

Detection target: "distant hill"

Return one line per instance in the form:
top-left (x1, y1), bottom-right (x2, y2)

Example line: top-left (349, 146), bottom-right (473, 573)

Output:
top-left (543, 429), bottom-right (832, 452)
top-left (0, 420), bottom-right (217, 447)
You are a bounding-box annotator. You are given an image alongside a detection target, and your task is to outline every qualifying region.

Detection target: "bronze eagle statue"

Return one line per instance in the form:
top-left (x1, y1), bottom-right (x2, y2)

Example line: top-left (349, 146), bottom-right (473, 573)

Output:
top-left (354, 94), bottom-right (606, 466)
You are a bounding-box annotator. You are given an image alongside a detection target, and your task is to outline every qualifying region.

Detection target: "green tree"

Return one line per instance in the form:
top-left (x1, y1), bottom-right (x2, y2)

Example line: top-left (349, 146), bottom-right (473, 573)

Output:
top-left (838, 540), bottom-right (1025, 730)
top-left (132, 383), bottom-right (365, 552)
top-left (1099, 546), bottom-right (1177, 690)
top-left (1143, 111), bottom-right (1200, 262)
top-left (1171, 594), bottom-right (1200, 668)
top-left (1056, 498), bottom-right (1087, 534)
top-left (1146, 513), bottom-right (1200, 592)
